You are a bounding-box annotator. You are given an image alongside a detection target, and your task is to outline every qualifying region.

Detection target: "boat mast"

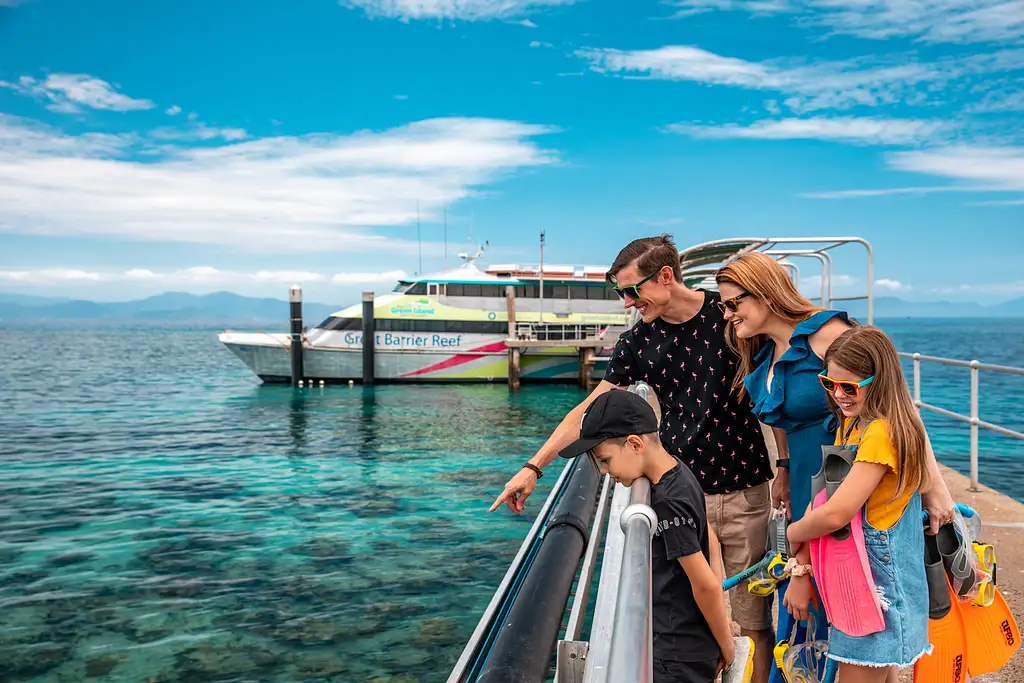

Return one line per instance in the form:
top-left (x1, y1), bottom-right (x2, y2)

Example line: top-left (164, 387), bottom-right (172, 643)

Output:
top-left (539, 230), bottom-right (545, 325)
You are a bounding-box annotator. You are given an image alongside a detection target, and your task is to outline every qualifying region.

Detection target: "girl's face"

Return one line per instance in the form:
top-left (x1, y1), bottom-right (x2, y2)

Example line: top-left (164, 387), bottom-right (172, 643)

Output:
top-left (823, 361), bottom-right (871, 418)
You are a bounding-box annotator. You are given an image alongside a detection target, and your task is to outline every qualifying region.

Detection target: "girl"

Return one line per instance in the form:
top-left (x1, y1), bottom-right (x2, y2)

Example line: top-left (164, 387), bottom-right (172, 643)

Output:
top-left (786, 325), bottom-right (931, 682)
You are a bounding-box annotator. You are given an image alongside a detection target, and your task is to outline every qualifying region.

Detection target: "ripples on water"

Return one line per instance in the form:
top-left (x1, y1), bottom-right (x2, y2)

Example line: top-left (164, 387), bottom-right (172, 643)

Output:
top-left (0, 329), bottom-right (584, 682)
top-left (0, 320), bottom-right (1021, 682)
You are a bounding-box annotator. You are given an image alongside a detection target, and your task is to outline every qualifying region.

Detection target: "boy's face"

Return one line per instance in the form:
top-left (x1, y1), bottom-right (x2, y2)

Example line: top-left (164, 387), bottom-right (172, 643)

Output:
top-left (590, 436), bottom-right (647, 486)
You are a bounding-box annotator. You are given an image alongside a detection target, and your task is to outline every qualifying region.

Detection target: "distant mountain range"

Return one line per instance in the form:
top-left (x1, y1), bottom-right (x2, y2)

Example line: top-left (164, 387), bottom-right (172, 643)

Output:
top-left (841, 296), bottom-right (1024, 319)
top-left (0, 291), bottom-right (1021, 327)
top-left (0, 291), bottom-right (341, 327)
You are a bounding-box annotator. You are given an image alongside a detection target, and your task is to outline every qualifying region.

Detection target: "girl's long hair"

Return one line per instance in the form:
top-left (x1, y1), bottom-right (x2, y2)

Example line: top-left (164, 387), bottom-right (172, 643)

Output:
top-left (715, 252), bottom-right (824, 399)
top-left (824, 326), bottom-right (931, 500)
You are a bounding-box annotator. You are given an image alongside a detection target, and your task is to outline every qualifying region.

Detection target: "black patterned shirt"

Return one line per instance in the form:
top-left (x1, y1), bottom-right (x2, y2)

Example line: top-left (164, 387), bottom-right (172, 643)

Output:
top-left (604, 290), bottom-right (772, 494)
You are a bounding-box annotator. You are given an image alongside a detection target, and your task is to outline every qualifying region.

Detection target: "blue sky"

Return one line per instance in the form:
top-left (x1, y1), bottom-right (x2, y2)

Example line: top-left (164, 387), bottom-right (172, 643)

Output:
top-left (0, 0), bottom-right (1021, 304)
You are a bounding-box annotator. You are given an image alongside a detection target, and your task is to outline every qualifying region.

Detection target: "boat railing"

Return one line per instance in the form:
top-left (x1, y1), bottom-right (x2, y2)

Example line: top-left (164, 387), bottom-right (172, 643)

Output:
top-left (514, 323), bottom-right (622, 342)
top-left (901, 352), bottom-right (1024, 491)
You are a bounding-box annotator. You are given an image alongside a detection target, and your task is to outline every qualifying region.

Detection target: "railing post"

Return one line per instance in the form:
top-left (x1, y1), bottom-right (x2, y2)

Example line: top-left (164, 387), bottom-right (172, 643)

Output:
top-left (912, 353), bottom-right (921, 409)
top-left (970, 360), bottom-right (980, 491)
top-left (607, 478), bottom-right (656, 683)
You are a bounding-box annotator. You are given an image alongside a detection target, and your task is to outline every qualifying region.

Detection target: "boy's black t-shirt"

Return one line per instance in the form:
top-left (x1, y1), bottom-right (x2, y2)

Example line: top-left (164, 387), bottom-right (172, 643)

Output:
top-left (650, 461), bottom-right (719, 662)
top-left (604, 289), bottom-right (772, 494)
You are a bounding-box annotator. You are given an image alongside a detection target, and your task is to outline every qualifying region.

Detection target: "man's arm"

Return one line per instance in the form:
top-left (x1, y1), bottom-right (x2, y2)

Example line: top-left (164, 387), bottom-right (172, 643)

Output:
top-left (680, 551), bottom-right (734, 667)
top-left (489, 379), bottom-right (620, 513)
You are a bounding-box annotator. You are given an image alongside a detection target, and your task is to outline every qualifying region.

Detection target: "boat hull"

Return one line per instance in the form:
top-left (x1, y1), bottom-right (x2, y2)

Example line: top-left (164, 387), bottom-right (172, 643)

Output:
top-left (218, 332), bottom-right (613, 383)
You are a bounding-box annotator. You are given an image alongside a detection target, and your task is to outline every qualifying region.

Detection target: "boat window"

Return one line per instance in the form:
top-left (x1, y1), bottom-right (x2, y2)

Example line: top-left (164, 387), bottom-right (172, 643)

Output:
top-left (480, 285), bottom-right (503, 298)
top-left (587, 286), bottom-right (611, 300)
top-left (462, 284), bottom-right (481, 297)
top-left (317, 316), bottom-right (362, 331)
top-left (447, 284), bottom-right (463, 296)
top-left (552, 285), bottom-right (569, 299)
top-left (406, 282), bottom-right (428, 295)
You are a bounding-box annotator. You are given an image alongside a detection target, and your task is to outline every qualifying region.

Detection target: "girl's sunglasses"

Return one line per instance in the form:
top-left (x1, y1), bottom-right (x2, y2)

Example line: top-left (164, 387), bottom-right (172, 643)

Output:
top-left (717, 291), bottom-right (751, 313)
top-left (818, 374), bottom-right (875, 397)
top-left (611, 269), bottom-right (658, 299)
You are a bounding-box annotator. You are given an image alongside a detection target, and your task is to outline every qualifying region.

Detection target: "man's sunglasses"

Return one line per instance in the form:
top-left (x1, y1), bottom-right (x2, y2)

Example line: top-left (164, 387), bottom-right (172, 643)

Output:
top-left (717, 291), bottom-right (751, 313)
top-left (611, 269), bottom-right (659, 299)
top-left (818, 374), bottom-right (875, 397)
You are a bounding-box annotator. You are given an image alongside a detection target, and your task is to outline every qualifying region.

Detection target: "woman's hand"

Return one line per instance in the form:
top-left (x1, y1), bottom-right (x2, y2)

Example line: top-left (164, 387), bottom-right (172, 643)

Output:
top-left (783, 574), bottom-right (818, 623)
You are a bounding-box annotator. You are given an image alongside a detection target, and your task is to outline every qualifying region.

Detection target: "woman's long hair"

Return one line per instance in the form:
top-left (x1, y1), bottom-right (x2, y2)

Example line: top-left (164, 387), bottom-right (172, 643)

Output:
top-left (824, 326), bottom-right (930, 500)
top-left (715, 252), bottom-right (824, 399)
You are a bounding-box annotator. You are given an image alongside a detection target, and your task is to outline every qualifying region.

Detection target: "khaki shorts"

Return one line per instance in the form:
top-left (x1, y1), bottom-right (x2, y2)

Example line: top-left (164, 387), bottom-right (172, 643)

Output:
top-left (705, 481), bottom-right (772, 632)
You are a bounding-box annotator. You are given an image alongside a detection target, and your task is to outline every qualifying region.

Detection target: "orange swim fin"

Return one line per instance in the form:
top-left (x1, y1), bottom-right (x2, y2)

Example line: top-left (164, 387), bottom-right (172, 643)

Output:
top-left (915, 535), bottom-right (968, 683)
top-left (960, 585), bottom-right (1020, 677)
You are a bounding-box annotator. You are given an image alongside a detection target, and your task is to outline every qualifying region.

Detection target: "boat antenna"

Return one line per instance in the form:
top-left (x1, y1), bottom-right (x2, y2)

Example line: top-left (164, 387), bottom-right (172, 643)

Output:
top-left (417, 200), bottom-right (422, 275)
top-left (444, 205), bottom-right (448, 268)
top-left (539, 230), bottom-right (545, 324)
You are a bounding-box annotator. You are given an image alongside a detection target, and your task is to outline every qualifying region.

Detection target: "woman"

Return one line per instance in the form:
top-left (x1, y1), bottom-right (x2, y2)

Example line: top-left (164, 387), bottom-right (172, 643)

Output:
top-left (714, 252), bottom-right (956, 683)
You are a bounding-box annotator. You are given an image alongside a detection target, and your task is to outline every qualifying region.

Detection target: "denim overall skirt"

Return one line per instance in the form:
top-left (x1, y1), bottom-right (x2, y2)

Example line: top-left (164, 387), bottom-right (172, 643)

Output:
top-left (824, 430), bottom-right (932, 668)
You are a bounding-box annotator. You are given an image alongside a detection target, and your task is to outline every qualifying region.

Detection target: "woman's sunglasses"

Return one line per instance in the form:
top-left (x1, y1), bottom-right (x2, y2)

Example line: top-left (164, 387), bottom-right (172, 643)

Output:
top-left (611, 269), bottom-right (659, 299)
top-left (717, 291), bottom-right (751, 313)
top-left (818, 374), bottom-right (875, 397)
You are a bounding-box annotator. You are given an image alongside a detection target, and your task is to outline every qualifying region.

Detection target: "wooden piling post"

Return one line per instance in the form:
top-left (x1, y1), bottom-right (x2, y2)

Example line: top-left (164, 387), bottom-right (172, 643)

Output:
top-left (578, 346), bottom-right (595, 390)
top-left (362, 291), bottom-right (375, 385)
top-left (289, 285), bottom-right (305, 387)
top-left (506, 286), bottom-right (520, 391)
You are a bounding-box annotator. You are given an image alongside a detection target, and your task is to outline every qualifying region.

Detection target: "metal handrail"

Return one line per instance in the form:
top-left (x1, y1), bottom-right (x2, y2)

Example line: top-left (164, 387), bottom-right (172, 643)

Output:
top-left (606, 478), bottom-right (656, 683)
top-left (901, 352), bottom-right (1024, 491)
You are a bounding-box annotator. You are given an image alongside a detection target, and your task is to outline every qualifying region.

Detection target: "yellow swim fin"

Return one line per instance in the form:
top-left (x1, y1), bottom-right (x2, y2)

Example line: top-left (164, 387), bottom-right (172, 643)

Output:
top-left (961, 585), bottom-right (1020, 677)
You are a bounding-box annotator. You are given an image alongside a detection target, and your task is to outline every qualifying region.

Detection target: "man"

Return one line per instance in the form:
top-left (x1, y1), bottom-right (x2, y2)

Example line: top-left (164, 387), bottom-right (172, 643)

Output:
top-left (490, 234), bottom-right (776, 683)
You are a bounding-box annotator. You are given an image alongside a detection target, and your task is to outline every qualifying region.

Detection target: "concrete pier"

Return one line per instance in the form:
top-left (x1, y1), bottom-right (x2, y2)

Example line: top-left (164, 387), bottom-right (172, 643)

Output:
top-left (897, 464), bottom-right (1024, 683)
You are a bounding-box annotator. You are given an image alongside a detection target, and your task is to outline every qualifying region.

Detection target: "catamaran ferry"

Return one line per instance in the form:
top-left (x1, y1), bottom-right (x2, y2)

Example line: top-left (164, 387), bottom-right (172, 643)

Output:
top-left (218, 246), bottom-right (634, 383)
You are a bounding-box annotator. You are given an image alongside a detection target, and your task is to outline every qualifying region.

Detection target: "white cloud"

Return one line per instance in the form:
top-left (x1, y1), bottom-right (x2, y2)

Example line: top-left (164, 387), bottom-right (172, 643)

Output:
top-left (876, 278), bottom-right (910, 291)
top-left (576, 45), bottom-right (1021, 113)
top-left (797, 146), bottom-right (1024, 199)
top-left (0, 268), bottom-right (102, 283)
top-left (668, 116), bottom-right (943, 145)
top-left (332, 270), bottom-right (408, 284)
top-left (799, 186), bottom-right (975, 199)
top-left (166, 105), bottom-right (182, 116)
top-left (0, 267), bottom-right (403, 287)
top-left (3, 73), bottom-right (155, 113)
top-left (0, 114), bottom-right (558, 253)
top-left (932, 280), bottom-right (1024, 295)
top-left (666, 0), bottom-right (1024, 45)
top-left (341, 0), bottom-right (580, 21)
top-left (887, 146), bottom-right (1024, 190)
top-left (515, 18), bottom-right (539, 27)
top-left (394, 94), bottom-right (409, 100)
top-left (150, 123), bottom-right (249, 142)
top-left (530, 40), bottom-right (553, 48)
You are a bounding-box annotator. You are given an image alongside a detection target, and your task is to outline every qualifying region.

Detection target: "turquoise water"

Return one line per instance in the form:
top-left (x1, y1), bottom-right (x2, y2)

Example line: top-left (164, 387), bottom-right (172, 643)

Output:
top-left (0, 319), bottom-right (1021, 682)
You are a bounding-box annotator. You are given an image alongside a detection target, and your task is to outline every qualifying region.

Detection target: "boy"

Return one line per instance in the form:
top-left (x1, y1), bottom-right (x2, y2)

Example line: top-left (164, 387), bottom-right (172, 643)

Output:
top-left (559, 389), bottom-right (735, 683)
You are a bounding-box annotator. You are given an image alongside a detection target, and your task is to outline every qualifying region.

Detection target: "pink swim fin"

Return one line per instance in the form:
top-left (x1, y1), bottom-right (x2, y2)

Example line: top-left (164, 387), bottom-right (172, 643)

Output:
top-left (808, 453), bottom-right (885, 637)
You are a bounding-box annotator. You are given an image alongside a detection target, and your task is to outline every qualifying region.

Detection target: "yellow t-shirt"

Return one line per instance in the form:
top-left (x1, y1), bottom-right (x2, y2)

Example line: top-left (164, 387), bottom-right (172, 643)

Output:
top-left (834, 418), bottom-right (914, 530)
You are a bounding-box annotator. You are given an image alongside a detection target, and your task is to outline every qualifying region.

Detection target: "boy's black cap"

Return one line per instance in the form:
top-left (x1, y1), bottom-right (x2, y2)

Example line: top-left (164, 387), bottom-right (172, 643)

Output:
top-left (559, 390), bottom-right (659, 459)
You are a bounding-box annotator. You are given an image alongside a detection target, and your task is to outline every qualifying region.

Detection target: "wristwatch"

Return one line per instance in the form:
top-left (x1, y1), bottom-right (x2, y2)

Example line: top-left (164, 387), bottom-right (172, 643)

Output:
top-left (522, 463), bottom-right (544, 479)
top-left (776, 458), bottom-right (790, 470)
